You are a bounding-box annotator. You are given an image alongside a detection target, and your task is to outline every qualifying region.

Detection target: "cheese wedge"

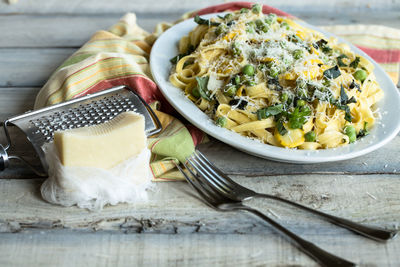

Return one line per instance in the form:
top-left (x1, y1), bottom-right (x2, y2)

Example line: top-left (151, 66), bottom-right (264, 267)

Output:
top-left (54, 111), bottom-right (146, 169)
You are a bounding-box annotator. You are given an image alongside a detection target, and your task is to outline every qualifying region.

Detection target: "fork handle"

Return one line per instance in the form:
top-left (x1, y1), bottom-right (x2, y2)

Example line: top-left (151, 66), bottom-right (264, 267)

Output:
top-left (255, 193), bottom-right (397, 241)
top-left (237, 205), bottom-right (355, 267)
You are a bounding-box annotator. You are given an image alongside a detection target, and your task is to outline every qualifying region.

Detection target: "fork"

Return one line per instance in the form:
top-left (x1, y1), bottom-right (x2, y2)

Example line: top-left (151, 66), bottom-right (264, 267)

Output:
top-left (177, 163), bottom-right (356, 267)
top-left (185, 150), bottom-right (397, 242)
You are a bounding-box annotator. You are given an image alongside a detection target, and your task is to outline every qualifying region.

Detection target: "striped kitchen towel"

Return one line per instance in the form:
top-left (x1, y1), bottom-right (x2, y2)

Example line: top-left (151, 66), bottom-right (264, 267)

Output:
top-left (34, 2), bottom-right (400, 181)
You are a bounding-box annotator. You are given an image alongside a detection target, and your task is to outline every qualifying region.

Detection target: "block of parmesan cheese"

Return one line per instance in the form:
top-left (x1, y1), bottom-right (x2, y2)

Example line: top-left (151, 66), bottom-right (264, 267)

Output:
top-left (54, 111), bottom-right (146, 169)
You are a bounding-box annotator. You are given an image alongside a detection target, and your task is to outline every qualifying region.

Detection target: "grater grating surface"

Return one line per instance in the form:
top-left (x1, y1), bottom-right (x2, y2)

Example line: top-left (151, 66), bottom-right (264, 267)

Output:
top-left (0, 85), bottom-right (162, 176)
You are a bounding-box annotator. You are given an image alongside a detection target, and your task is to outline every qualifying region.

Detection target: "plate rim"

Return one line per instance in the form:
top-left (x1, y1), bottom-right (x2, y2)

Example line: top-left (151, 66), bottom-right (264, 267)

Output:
top-left (150, 12), bottom-right (400, 163)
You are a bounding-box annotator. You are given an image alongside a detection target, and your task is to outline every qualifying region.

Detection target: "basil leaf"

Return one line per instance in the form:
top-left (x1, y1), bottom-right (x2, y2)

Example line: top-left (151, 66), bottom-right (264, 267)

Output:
top-left (288, 106), bottom-right (311, 129)
top-left (336, 104), bottom-right (352, 122)
top-left (349, 57), bottom-right (360, 68)
top-left (194, 15), bottom-right (220, 27)
top-left (337, 54), bottom-right (348, 67)
top-left (349, 80), bottom-right (361, 92)
top-left (323, 65), bottom-right (341, 79)
top-left (340, 84), bottom-right (348, 105)
top-left (229, 99), bottom-right (248, 110)
top-left (340, 84), bottom-right (357, 105)
top-left (276, 119), bottom-right (288, 136)
top-left (170, 45), bottom-right (195, 64)
top-left (195, 76), bottom-right (211, 100)
top-left (257, 104), bottom-right (283, 119)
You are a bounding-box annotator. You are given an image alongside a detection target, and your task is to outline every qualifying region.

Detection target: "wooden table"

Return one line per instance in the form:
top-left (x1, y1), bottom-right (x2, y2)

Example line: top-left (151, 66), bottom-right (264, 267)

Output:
top-left (1, 1), bottom-right (399, 266)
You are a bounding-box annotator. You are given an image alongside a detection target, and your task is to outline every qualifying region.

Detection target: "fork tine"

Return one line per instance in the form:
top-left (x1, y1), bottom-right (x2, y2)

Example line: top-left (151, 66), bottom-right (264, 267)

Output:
top-left (176, 164), bottom-right (216, 206)
top-left (184, 159), bottom-right (232, 203)
top-left (187, 154), bottom-right (231, 196)
top-left (194, 150), bottom-right (237, 189)
top-left (192, 151), bottom-right (235, 191)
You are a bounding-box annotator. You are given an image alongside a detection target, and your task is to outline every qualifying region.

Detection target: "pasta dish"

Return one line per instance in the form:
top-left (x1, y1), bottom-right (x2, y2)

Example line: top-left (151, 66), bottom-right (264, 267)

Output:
top-left (169, 4), bottom-right (383, 149)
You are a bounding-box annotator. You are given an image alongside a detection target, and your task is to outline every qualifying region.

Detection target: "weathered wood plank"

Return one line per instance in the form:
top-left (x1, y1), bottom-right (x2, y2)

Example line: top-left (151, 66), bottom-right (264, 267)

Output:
top-left (0, 48), bottom-right (76, 87)
top-left (0, 12), bottom-right (399, 48)
top-left (0, 0), bottom-right (398, 14)
top-left (0, 175), bottom-right (399, 234)
top-left (1, 230), bottom-right (399, 267)
top-left (0, 87), bottom-right (40, 121)
top-left (1, 125), bottom-right (399, 178)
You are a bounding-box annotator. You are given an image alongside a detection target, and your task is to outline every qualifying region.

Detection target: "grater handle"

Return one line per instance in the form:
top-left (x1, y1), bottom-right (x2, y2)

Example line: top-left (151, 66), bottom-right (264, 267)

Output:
top-left (1, 121), bottom-right (46, 177)
top-left (0, 144), bottom-right (9, 171)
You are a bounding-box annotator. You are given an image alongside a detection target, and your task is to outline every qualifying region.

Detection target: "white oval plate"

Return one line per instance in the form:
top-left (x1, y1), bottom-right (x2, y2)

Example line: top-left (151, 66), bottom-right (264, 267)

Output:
top-left (150, 13), bottom-right (400, 163)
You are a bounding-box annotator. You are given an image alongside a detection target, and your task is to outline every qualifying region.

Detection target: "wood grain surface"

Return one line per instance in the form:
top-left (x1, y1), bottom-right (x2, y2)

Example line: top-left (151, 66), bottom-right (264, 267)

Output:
top-left (0, 0), bottom-right (399, 266)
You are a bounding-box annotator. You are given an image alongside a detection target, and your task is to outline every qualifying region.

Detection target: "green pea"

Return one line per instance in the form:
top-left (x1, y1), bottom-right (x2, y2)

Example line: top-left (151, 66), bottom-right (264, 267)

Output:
top-left (280, 92), bottom-right (288, 102)
top-left (293, 49), bottom-right (303, 60)
top-left (223, 85), bottom-right (237, 97)
top-left (240, 8), bottom-right (249, 14)
top-left (261, 24), bottom-right (269, 33)
top-left (353, 69), bottom-right (367, 82)
top-left (216, 117), bottom-right (227, 127)
top-left (191, 86), bottom-right (200, 99)
top-left (251, 4), bottom-right (262, 14)
top-left (242, 64), bottom-right (255, 76)
top-left (270, 67), bottom-right (280, 77)
top-left (304, 131), bottom-right (316, 142)
top-left (297, 99), bottom-right (306, 107)
top-left (224, 13), bottom-right (233, 20)
top-left (344, 125), bottom-right (357, 143)
top-left (280, 21), bottom-right (290, 30)
top-left (264, 14), bottom-right (276, 25)
top-left (255, 19), bottom-right (264, 28)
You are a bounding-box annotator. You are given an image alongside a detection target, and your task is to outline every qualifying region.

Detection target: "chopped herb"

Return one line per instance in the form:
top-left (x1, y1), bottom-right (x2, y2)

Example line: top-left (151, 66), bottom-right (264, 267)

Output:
top-left (357, 121), bottom-right (370, 138)
top-left (337, 54), bottom-right (348, 67)
top-left (240, 8), bottom-right (249, 13)
top-left (170, 45), bottom-right (195, 64)
top-left (215, 24), bottom-right (228, 35)
top-left (323, 65), bottom-right (341, 79)
top-left (334, 84), bottom-right (356, 122)
top-left (340, 84), bottom-right (357, 105)
top-left (229, 99), bottom-right (248, 110)
top-left (257, 104), bottom-right (284, 120)
top-left (315, 39), bottom-right (328, 48)
top-left (195, 76), bottom-right (211, 100)
top-left (267, 78), bottom-right (283, 91)
top-left (322, 46), bottom-right (332, 54)
top-left (276, 119), bottom-right (288, 135)
top-left (313, 39), bottom-right (332, 53)
top-left (349, 80), bottom-right (361, 92)
top-left (288, 105), bottom-right (311, 129)
top-left (194, 15), bottom-right (220, 26)
top-left (337, 104), bottom-right (352, 122)
top-left (227, 20), bottom-right (235, 27)
top-left (349, 57), bottom-right (360, 68)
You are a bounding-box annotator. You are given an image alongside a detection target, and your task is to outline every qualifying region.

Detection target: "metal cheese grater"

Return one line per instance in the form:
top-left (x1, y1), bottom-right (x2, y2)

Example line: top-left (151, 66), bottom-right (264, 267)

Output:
top-left (0, 85), bottom-right (162, 176)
